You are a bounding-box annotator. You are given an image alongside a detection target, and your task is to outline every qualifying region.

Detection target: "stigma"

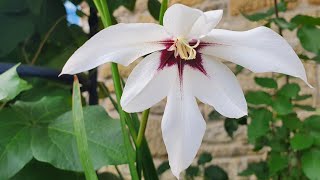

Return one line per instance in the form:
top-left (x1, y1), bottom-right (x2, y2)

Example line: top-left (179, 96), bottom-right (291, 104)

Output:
top-left (168, 37), bottom-right (200, 60)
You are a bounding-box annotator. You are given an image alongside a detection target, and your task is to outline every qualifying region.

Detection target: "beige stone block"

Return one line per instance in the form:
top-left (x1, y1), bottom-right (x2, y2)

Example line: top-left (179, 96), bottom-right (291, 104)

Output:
top-left (229, 0), bottom-right (300, 16)
top-left (169, 0), bottom-right (204, 6)
top-left (308, 0), bottom-right (320, 4)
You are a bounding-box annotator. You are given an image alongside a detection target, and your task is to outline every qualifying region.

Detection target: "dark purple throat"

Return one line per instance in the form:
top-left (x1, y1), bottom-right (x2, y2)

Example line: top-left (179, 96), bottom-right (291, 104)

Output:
top-left (157, 40), bottom-right (208, 81)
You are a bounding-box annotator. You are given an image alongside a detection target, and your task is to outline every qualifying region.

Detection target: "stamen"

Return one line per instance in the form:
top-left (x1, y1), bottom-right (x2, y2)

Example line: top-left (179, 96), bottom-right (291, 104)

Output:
top-left (167, 37), bottom-right (200, 60)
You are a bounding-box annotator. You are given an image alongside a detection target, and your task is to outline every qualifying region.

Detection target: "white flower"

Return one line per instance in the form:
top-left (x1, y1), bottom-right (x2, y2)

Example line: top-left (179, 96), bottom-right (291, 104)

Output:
top-left (61, 4), bottom-right (310, 178)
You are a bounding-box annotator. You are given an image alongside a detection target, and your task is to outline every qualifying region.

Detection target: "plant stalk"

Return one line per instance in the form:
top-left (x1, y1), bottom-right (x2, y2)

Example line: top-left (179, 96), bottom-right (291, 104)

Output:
top-left (136, 109), bottom-right (150, 148)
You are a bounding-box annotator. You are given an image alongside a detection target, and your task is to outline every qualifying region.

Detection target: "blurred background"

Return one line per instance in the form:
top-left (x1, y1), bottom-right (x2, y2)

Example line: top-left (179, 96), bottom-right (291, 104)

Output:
top-left (1, 0), bottom-right (320, 179)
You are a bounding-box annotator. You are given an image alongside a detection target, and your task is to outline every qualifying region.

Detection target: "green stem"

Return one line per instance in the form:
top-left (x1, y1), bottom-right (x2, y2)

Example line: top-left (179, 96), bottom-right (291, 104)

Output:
top-left (98, 82), bottom-right (118, 112)
top-left (115, 166), bottom-right (125, 180)
top-left (136, 109), bottom-right (150, 148)
top-left (159, 0), bottom-right (168, 25)
top-left (93, 1), bottom-right (139, 179)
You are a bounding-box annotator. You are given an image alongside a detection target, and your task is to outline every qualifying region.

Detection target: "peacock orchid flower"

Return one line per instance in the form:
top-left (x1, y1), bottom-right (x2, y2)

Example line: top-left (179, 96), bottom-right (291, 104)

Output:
top-left (61, 4), bottom-right (310, 178)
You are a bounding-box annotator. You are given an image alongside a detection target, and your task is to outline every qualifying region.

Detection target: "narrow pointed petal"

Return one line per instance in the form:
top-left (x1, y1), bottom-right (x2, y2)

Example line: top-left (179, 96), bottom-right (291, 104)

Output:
top-left (188, 10), bottom-right (223, 39)
top-left (61, 23), bottom-right (170, 75)
top-left (162, 75), bottom-right (206, 178)
top-left (200, 26), bottom-right (311, 86)
top-left (163, 4), bottom-right (202, 37)
top-left (121, 52), bottom-right (175, 112)
top-left (189, 55), bottom-right (247, 118)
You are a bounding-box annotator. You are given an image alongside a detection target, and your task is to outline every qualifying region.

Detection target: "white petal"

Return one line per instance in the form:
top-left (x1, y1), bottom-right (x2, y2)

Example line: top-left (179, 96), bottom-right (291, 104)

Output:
top-left (61, 23), bottom-right (170, 75)
top-left (188, 10), bottom-right (223, 39)
top-left (163, 4), bottom-right (202, 38)
top-left (121, 52), bottom-right (175, 112)
top-left (200, 26), bottom-right (311, 86)
top-left (162, 73), bottom-right (206, 178)
top-left (189, 55), bottom-right (247, 118)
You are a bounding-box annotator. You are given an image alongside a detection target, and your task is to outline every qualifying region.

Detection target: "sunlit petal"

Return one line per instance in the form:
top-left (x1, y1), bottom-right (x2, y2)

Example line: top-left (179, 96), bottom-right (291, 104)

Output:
top-left (162, 74), bottom-right (206, 178)
top-left (188, 10), bottom-right (223, 39)
top-left (189, 55), bottom-right (247, 118)
top-left (61, 23), bottom-right (170, 75)
top-left (200, 26), bottom-right (311, 86)
top-left (163, 4), bottom-right (202, 38)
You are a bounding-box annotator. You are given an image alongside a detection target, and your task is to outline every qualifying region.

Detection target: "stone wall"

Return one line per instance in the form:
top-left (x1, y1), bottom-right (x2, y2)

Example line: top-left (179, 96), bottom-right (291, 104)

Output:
top-left (98, 0), bottom-right (320, 179)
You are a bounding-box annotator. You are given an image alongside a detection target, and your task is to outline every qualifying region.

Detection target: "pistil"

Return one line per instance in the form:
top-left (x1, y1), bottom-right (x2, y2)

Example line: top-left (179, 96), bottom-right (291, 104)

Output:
top-left (168, 37), bottom-right (200, 60)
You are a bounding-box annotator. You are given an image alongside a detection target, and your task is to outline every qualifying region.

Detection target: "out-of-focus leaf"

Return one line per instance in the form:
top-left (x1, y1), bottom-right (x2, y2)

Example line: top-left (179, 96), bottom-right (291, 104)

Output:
top-left (157, 161), bottom-right (170, 175)
top-left (0, 63), bottom-right (32, 101)
top-left (297, 25), bottom-right (320, 54)
top-left (254, 77), bottom-right (278, 89)
top-left (224, 118), bottom-right (239, 137)
top-left (304, 115), bottom-right (320, 147)
top-left (301, 150), bottom-right (320, 180)
top-left (268, 152), bottom-right (288, 175)
top-left (27, 0), bottom-right (43, 15)
top-left (273, 17), bottom-right (297, 30)
top-left (248, 109), bottom-right (272, 143)
top-left (239, 162), bottom-right (269, 180)
top-left (186, 166), bottom-right (199, 178)
top-left (204, 165), bottom-right (228, 180)
top-left (208, 110), bottom-right (224, 121)
top-left (197, 152), bottom-right (213, 165)
top-left (277, 83), bottom-right (300, 98)
top-left (272, 96), bottom-right (293, 115)
top-left (291, 15), bottom-right (320, 26)
top-left (293, 94), bottom-right (312, 101)
top-left (282, 114), bottom-right (303, 130)
top-left (246, 91), bottom-right (273, 105)
top-left (11, 160), bottom-right (85, 180)
top-left (290, 133), bottom-right (313, 150)
top-left (242, 1), bottom-right (286, 21)
top-left (0, 15), bottom-right (34, 57)
top-left (148, 0), bottom-right (161, 20)
top-left (294, 104), bottom-right (316, 111)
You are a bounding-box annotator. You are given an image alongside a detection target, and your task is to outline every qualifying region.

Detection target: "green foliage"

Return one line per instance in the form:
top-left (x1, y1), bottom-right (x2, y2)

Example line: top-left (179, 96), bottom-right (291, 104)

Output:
top-left (290, 133), bottom-right (314, 150)
top-left (239, 162), bottom-right (269, 180)
top-left (248, 109), bottom-right (272, 143)
top-left (157, 161), bottom-right (170, 175)
top-left (0, 63), bottom-right (31, 101)
top-left (254, 77), bottom-right (278, 89)
top-left (224, 118), bottom-right (239, 137)
top-left (148, 0), bottom-right (161, 20)
top-left (204, 165), bottom-right (228, 180)
top-left (241, 1), bottom-right (286, 21)
top-left (197, 152), bottom-right (213, 165)
top-left (301, 150), bottom-right (320, 180)
top-left (246, 91), bottom-right (272, 105)
top-left (298, 25), bottom-right (320, 54)
top-left (268, 152), bottom-right (287, 175)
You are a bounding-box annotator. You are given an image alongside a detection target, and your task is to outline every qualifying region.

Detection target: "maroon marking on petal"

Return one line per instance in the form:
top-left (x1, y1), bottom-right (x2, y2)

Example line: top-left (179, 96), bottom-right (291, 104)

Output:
top-left (158, 41), bottom-right (209, 84)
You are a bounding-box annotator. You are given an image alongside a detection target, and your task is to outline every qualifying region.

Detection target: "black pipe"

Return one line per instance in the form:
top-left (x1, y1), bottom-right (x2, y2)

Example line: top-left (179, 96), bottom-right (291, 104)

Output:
top-left (0, 63), bottom-right (90, 90)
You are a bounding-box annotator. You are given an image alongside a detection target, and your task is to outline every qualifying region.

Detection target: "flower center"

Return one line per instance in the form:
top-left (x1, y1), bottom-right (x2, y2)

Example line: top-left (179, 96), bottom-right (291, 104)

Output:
top-left (168, 37), bottom-right (200, 60)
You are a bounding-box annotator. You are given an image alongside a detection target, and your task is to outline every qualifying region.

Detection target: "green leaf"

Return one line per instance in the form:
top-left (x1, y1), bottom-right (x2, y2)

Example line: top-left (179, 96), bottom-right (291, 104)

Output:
top-left (254, 77), bottom-right (277, 89)
top-left (277, 83), bottom-right (300, 98)
top-left (248, 109), bottom-right (272, 143)
top-left (272, 18), bottom-right (296, 30)
top-left (208, 110), bottom-right (224, 121)
top-left (157, 161), bottom-right (170, 175)
top-left (294, 104), bottom-right (316, 111)
top-left (268, 152), bottom-right (288, 175)
top-left (293, 94), bottom-right (312, 101)
top-left (291, 15), bottom-right (320, 26)
top-left (304, 115), bottom-right (320, 147)
top-left (185, 166), bottom-right (199, 178)
top-left (0, 63), bottom-right (31, 101)
top-left (204, 165), bottom-right (228, 180)
top-left (239, 162), bottom-right (269, 180)
top-left (0, 97), bottom-right (69, 179)
top-left (302, 150), bottom-right (320, 180)
top-left (282, 114), bottom-right (303, 130)
top-left (297, 25), bottom-right (320, 54)
top-left (148, 0), bottom-right (161, 20)
top-left (72, 76), bottom-right (97, 180)
top-left (224, 118), bottom-right (239, 137)
top-left (246, 91), bottom-right (273, 105)
top-left (290, 133), bottom-right (313, 150)
top-left (11, 160), bottom-right (85, 180)
top-left (33, 105), bottom-right (128, 171)
top-left (197, 152), bottom-right (213, 165)
top-left (272, 96), bottom-right (293, 115)
top-left (0, 14), bottom-right (34, 56)
top-left (27, 0), bottom-right (43, 15)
